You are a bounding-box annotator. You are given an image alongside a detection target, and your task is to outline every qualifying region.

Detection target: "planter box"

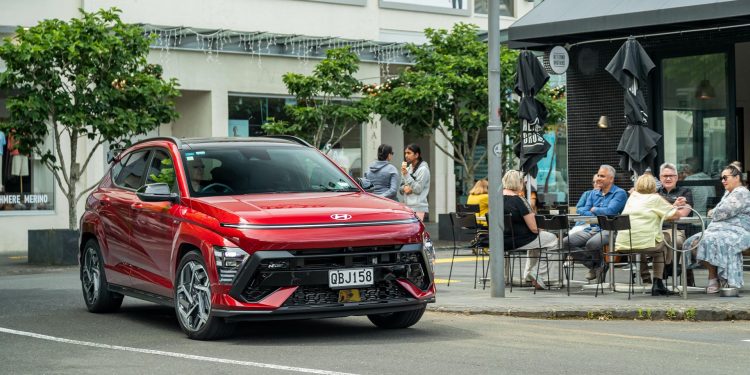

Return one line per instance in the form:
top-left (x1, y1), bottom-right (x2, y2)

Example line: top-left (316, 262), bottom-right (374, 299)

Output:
top-left (28, 229), bottom-right (79, 265)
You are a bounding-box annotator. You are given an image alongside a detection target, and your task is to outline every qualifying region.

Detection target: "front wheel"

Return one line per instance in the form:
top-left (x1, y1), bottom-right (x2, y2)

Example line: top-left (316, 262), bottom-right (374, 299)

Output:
top-left (81, 239), bottom-right (123, 313)
top-left (367, 306), bottom-right (426, 329)
top-left (174, 251), bottom-right (234, 340)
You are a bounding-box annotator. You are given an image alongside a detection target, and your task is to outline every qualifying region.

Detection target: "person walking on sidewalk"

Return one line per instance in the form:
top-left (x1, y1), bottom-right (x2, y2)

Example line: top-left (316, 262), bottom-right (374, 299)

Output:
top-left (502, 170), bottom-right (558, 289)
top-left (365, 144), bottom-right (399, 200)
top-left (400, 143), bottom-right (430, 221)
top-left (563, 165), bottom-right (627, 281)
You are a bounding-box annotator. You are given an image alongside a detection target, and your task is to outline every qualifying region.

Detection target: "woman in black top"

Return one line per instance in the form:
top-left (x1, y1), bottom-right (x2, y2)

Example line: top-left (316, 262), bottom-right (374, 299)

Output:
top-left (503, 170), bottom-right (558, 290)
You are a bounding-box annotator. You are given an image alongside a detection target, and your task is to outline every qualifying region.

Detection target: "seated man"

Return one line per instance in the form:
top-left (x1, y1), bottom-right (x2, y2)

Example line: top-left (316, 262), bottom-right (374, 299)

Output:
top-left (656, 162), bottom-right (694, 285)
top-left (187, 158), bottom-right (207, 192)
top-left (563, 165), bottom-right (627, 281)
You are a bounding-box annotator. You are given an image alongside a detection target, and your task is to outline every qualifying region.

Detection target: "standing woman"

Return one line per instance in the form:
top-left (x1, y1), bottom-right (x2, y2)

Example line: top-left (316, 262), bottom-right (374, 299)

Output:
top-left (684, 164), bottom-right (750, 292)
top-left (365, 144), bottom-right (399, 200)
top-left (400, 144), bottom-right (430, 221)
top-left (503, 170), bottom-right (558, 289)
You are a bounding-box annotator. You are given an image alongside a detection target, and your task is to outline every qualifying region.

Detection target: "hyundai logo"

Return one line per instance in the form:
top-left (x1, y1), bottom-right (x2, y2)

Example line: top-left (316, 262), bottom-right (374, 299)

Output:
top-left (330, 214), bottom-right (352, 221)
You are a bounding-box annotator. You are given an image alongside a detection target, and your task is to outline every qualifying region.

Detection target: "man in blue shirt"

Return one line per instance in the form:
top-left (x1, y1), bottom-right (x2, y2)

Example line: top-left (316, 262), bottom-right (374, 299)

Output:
top-left (564, 164), bottom-right (628, 280)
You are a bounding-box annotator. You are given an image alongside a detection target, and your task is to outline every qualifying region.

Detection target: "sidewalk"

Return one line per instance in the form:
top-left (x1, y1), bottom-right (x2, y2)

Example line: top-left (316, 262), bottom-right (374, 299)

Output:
top-left (429, 239), bottom-right (750, 321)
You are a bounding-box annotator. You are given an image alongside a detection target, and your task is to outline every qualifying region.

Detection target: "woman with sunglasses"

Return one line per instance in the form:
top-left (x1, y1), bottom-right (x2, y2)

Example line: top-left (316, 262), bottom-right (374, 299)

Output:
top-left (683, 164), bottom-right (750, 293)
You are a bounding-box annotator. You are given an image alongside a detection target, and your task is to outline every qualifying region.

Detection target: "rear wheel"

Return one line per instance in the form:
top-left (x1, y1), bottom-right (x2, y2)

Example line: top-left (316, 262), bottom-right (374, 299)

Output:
top-left (174, 251), bottom-right (233, 340)
top-left (81, 239), bottom-right (123, 313)
top-left (367, 306), bottom-right (426, 329)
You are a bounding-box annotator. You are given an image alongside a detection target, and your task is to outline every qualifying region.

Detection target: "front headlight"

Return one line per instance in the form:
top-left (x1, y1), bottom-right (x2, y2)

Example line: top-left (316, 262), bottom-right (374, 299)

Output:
top-left (213, 246), bottom-right (249, 284)
top-left (423, 234), bottom-right (435, 271)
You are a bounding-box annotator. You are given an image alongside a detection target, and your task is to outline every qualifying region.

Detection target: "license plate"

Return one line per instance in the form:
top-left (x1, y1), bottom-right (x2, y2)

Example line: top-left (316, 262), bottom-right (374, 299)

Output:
top-left (328, 268), bottom-right (374, 289)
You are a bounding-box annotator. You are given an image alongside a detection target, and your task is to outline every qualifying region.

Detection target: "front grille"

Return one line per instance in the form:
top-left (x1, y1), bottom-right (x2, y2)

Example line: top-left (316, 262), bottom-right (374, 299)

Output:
top-left (282, 280), bottom-right (408, 307)
top-left (232, 243), bottom-right (431, 304)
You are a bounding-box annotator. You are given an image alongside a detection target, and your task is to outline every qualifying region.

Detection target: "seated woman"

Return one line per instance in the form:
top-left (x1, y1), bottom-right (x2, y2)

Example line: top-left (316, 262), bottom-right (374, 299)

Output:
top-left (683, 164), bottom-right (750, 293)
top-left (466, 179), bottom-right (489, 226)
top-left (502, 170), bottom-right (557, 290)
top-left (614, 174), bottom-right (688, 296)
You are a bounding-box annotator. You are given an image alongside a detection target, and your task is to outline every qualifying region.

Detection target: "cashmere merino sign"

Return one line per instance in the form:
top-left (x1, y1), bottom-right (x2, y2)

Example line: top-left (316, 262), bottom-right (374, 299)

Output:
top-left (0, 194), bottom-right (50, 205)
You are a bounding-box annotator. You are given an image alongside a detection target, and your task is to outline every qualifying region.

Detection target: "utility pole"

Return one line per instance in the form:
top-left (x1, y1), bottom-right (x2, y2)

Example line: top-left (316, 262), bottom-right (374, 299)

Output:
top-left (488, 0), bottom-right (505, 297)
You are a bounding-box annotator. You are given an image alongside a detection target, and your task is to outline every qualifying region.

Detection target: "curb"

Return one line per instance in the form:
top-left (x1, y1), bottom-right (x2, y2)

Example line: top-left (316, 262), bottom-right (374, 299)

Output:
top-left (427, 305), bottom-right (750, 321)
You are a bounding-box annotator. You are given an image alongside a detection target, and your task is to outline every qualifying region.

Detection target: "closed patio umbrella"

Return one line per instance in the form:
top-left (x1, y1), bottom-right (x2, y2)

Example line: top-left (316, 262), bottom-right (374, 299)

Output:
top-left (605, 37), bottom-right (661, 178)
top-left (514, 50), bottom-right (551, 200)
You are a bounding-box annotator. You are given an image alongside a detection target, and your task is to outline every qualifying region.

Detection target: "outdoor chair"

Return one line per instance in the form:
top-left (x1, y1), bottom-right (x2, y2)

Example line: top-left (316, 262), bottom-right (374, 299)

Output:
top-left (596, 215), bottom-right (664, 300)
top-left (534, 214), bottom-right (570, 295)
top-left (503, 213), bottom-right (545, 292)
top-left (456, 203), bottom-right (480, 214)
top-left (447, 212), bottom-right (489, 289)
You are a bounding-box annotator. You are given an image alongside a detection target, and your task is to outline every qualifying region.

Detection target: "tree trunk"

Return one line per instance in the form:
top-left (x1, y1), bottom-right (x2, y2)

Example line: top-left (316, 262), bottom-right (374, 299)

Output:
top-left (68, 187), bottom-right (77, 230)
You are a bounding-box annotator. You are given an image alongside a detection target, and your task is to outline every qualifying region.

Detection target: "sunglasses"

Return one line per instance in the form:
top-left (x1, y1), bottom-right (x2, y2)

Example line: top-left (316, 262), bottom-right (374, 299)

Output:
top-left (720, 174), bottom-right (737, 181)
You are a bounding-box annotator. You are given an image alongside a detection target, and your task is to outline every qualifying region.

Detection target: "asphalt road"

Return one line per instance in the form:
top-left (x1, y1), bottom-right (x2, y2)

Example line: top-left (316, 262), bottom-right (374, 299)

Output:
top-left (1, 269), bottom-right (749, 375)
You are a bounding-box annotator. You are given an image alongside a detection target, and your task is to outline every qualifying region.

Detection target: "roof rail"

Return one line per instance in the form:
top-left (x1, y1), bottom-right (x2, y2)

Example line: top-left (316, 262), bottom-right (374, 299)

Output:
top-left (130, 136), bottom-right (182, 148)
top-left (261, 135), bottom-right (313, 147)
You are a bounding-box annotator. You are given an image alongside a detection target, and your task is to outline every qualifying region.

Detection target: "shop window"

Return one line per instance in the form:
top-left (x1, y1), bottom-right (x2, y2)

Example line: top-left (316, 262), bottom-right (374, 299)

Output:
top-left (474, 0), bottom-right (514, 16)
top-left (114, 150), bottom-right (150, 190)
top-left (0, 130), bottom-right (56, 212)
top-left (661, 52), bottom-right (730, 215)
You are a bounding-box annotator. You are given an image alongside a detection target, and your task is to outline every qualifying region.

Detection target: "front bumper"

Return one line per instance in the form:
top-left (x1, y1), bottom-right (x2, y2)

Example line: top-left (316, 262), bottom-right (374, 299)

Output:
top-left (213, 243), bottom-right (435, 320)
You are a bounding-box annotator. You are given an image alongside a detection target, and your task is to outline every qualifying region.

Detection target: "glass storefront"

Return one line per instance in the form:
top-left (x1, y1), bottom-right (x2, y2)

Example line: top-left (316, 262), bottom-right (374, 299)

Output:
top-left (0, 98), bottom-right (55, 213)
top-left (661, 52), bottom-right (731, 214)
top-left (227, 94), bottom-right (364, 176)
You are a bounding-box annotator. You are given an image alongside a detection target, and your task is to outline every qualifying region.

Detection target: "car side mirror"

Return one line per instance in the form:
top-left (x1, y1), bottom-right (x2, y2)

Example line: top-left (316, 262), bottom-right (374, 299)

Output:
top-left (137, 183), bottom-right (179, 203)
top-left (357, 177), bottom-right (373, 190)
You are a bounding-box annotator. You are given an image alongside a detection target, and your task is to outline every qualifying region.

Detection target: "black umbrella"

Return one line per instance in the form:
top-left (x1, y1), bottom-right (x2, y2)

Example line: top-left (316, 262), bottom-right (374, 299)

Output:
top-left (514, 50), bottom-right (551, 179)
top-left (605, 37), bottom-right (661, 178)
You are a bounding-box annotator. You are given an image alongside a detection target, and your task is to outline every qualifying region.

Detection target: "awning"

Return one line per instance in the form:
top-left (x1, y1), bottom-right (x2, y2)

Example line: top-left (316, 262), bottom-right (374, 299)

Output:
top-left (508, 0), bottom-right (750, 48)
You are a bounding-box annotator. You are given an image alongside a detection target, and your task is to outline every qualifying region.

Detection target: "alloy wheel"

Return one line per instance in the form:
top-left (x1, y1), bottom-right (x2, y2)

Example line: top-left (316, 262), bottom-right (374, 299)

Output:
top-left (176, 260), bottom-right (212, 333)
top-left (82, 247), bottom-right (101, 305)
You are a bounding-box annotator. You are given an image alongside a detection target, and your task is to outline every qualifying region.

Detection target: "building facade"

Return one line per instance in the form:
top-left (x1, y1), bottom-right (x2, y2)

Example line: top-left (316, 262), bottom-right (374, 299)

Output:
top-left (0, 0), bottom-right (534, 252)
top-left (509, 0), bottom-right (750, 214)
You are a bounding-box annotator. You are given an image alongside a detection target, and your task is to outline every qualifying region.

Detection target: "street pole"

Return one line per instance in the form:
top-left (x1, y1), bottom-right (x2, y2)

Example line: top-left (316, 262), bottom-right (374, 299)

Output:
top-left (488, 0), bottom-right (505, 297)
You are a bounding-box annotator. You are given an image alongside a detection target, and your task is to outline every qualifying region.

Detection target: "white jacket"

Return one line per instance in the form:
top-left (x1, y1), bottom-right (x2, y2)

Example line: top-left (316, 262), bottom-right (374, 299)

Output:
top-left (399, 161), bottom-right (430, 212)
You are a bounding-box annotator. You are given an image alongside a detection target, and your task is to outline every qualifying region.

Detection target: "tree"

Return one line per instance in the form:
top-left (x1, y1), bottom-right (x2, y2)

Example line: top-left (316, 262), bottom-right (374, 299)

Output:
top-left (374, 24), bottom-right (566, 189)
top-left (262, 47), bottom-right (372, 149)
top-left (373, 23), bottom-right (489, 191)
top-left (0, 8), bottom-right (180, 229)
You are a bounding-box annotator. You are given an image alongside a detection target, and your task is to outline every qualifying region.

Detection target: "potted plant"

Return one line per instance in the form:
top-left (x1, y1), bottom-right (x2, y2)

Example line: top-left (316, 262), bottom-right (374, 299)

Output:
top-left (0, 8), bottom-right (180, 264)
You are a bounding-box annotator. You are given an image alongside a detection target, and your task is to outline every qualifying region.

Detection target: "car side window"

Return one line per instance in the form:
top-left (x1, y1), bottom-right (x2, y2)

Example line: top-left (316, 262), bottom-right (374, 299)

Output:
top-left (145, 149), bottom-right (177, 192)
top-left (114, 150), bottom-right (150, 190)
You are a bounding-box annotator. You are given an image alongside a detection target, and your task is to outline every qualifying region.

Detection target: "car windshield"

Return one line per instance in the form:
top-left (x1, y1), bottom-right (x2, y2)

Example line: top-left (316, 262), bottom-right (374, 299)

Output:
top-left (182, 144), bottom-right (360, 197)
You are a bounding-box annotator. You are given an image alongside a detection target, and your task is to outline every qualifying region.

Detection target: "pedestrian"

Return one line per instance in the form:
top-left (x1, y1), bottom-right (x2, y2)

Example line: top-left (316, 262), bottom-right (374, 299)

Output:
top-left (364, 144), bottom-right (399, 200)
top-left (400, 143), bottom-right (430, 221)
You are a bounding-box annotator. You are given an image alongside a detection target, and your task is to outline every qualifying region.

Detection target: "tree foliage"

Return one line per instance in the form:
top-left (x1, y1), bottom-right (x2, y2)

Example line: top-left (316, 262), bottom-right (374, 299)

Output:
top-left (262, 47), bottom-right (372, 149)
top-left (0, 8), bottom-right (180, 229)
top-left (374, 23), bottom-right (488, 190)
top-left (373, 23), bottom-right (566, 189)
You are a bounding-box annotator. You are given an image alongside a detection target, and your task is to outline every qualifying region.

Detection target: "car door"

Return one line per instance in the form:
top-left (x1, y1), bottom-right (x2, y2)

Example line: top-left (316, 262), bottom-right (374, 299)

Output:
top-left (99, 149), bottom-right (151, 287)
top-left (128, 148), bottom-right (181, 297)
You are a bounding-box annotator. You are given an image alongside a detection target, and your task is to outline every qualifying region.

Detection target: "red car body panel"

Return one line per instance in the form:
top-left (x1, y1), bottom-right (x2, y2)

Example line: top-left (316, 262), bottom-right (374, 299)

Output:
top-left (79, 137), bottom-right (435, 321)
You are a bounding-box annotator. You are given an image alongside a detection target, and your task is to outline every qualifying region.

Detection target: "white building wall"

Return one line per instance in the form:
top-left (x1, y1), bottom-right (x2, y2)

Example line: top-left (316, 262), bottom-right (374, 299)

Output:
top-left (0, 0), bottom-right (532, 252)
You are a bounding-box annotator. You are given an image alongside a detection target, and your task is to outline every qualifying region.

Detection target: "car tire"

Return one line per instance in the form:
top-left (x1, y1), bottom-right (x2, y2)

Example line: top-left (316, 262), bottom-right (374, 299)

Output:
top-left (367, 305), bottom-right (426, 329)
top-left (81, 239), bottom-right (124, 313)
top-left (174, 251), bottom-right (234, 340)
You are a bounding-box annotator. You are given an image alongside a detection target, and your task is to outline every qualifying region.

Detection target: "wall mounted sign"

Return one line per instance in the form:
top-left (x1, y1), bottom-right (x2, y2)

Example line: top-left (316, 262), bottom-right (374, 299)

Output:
top-left (549, 46), bottom-right (569, 74)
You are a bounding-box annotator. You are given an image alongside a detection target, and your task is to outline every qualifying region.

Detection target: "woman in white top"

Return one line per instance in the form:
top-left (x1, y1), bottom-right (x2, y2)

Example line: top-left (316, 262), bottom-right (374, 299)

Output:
top-left (399, 143), bottom-right (430, 221)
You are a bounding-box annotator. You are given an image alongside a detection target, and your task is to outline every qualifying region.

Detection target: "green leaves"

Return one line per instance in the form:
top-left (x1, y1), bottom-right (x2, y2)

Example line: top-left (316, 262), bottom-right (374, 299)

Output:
top-left (263, 47), bottom-right (371, 149)
top-left (0, 8), bottom-right (180, 229)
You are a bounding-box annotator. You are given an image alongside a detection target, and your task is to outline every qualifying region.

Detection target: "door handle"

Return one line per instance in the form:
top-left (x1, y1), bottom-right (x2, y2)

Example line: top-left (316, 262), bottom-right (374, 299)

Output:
top-left (130, 203), bottom-right (143, 210)
top-left (100, 197), bottom-right (111, 207)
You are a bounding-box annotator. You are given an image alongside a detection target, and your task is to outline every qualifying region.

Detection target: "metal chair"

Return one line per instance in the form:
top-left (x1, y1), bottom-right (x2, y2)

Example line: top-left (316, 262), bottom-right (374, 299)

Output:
top-left (447, 212), bottom-right (489, 289)
top-left (534, 215), bottom-right (570, 295)
top-left (596, 215), bottom-right (664, 300)
top-left (456, 204), bottom-right (480, 214)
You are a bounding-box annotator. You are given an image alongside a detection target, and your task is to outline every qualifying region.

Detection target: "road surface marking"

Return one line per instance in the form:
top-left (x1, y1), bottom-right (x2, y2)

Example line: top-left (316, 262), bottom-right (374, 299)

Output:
top-left (0, 326), bottom-right (359, 375)
top-left (8, 256), bottom-right (27, 260)
top-left (434, 278), bottom-right (461, 284)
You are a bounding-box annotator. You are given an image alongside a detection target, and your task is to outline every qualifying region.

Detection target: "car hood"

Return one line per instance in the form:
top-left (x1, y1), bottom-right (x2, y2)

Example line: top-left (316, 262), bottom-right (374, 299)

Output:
top-left (190, 192), bottom-right (414, 226)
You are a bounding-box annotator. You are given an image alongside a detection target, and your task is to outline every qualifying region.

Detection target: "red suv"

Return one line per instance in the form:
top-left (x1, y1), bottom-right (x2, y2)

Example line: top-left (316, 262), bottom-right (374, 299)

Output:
top-left (79, 136), bottom-right (435, 339)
